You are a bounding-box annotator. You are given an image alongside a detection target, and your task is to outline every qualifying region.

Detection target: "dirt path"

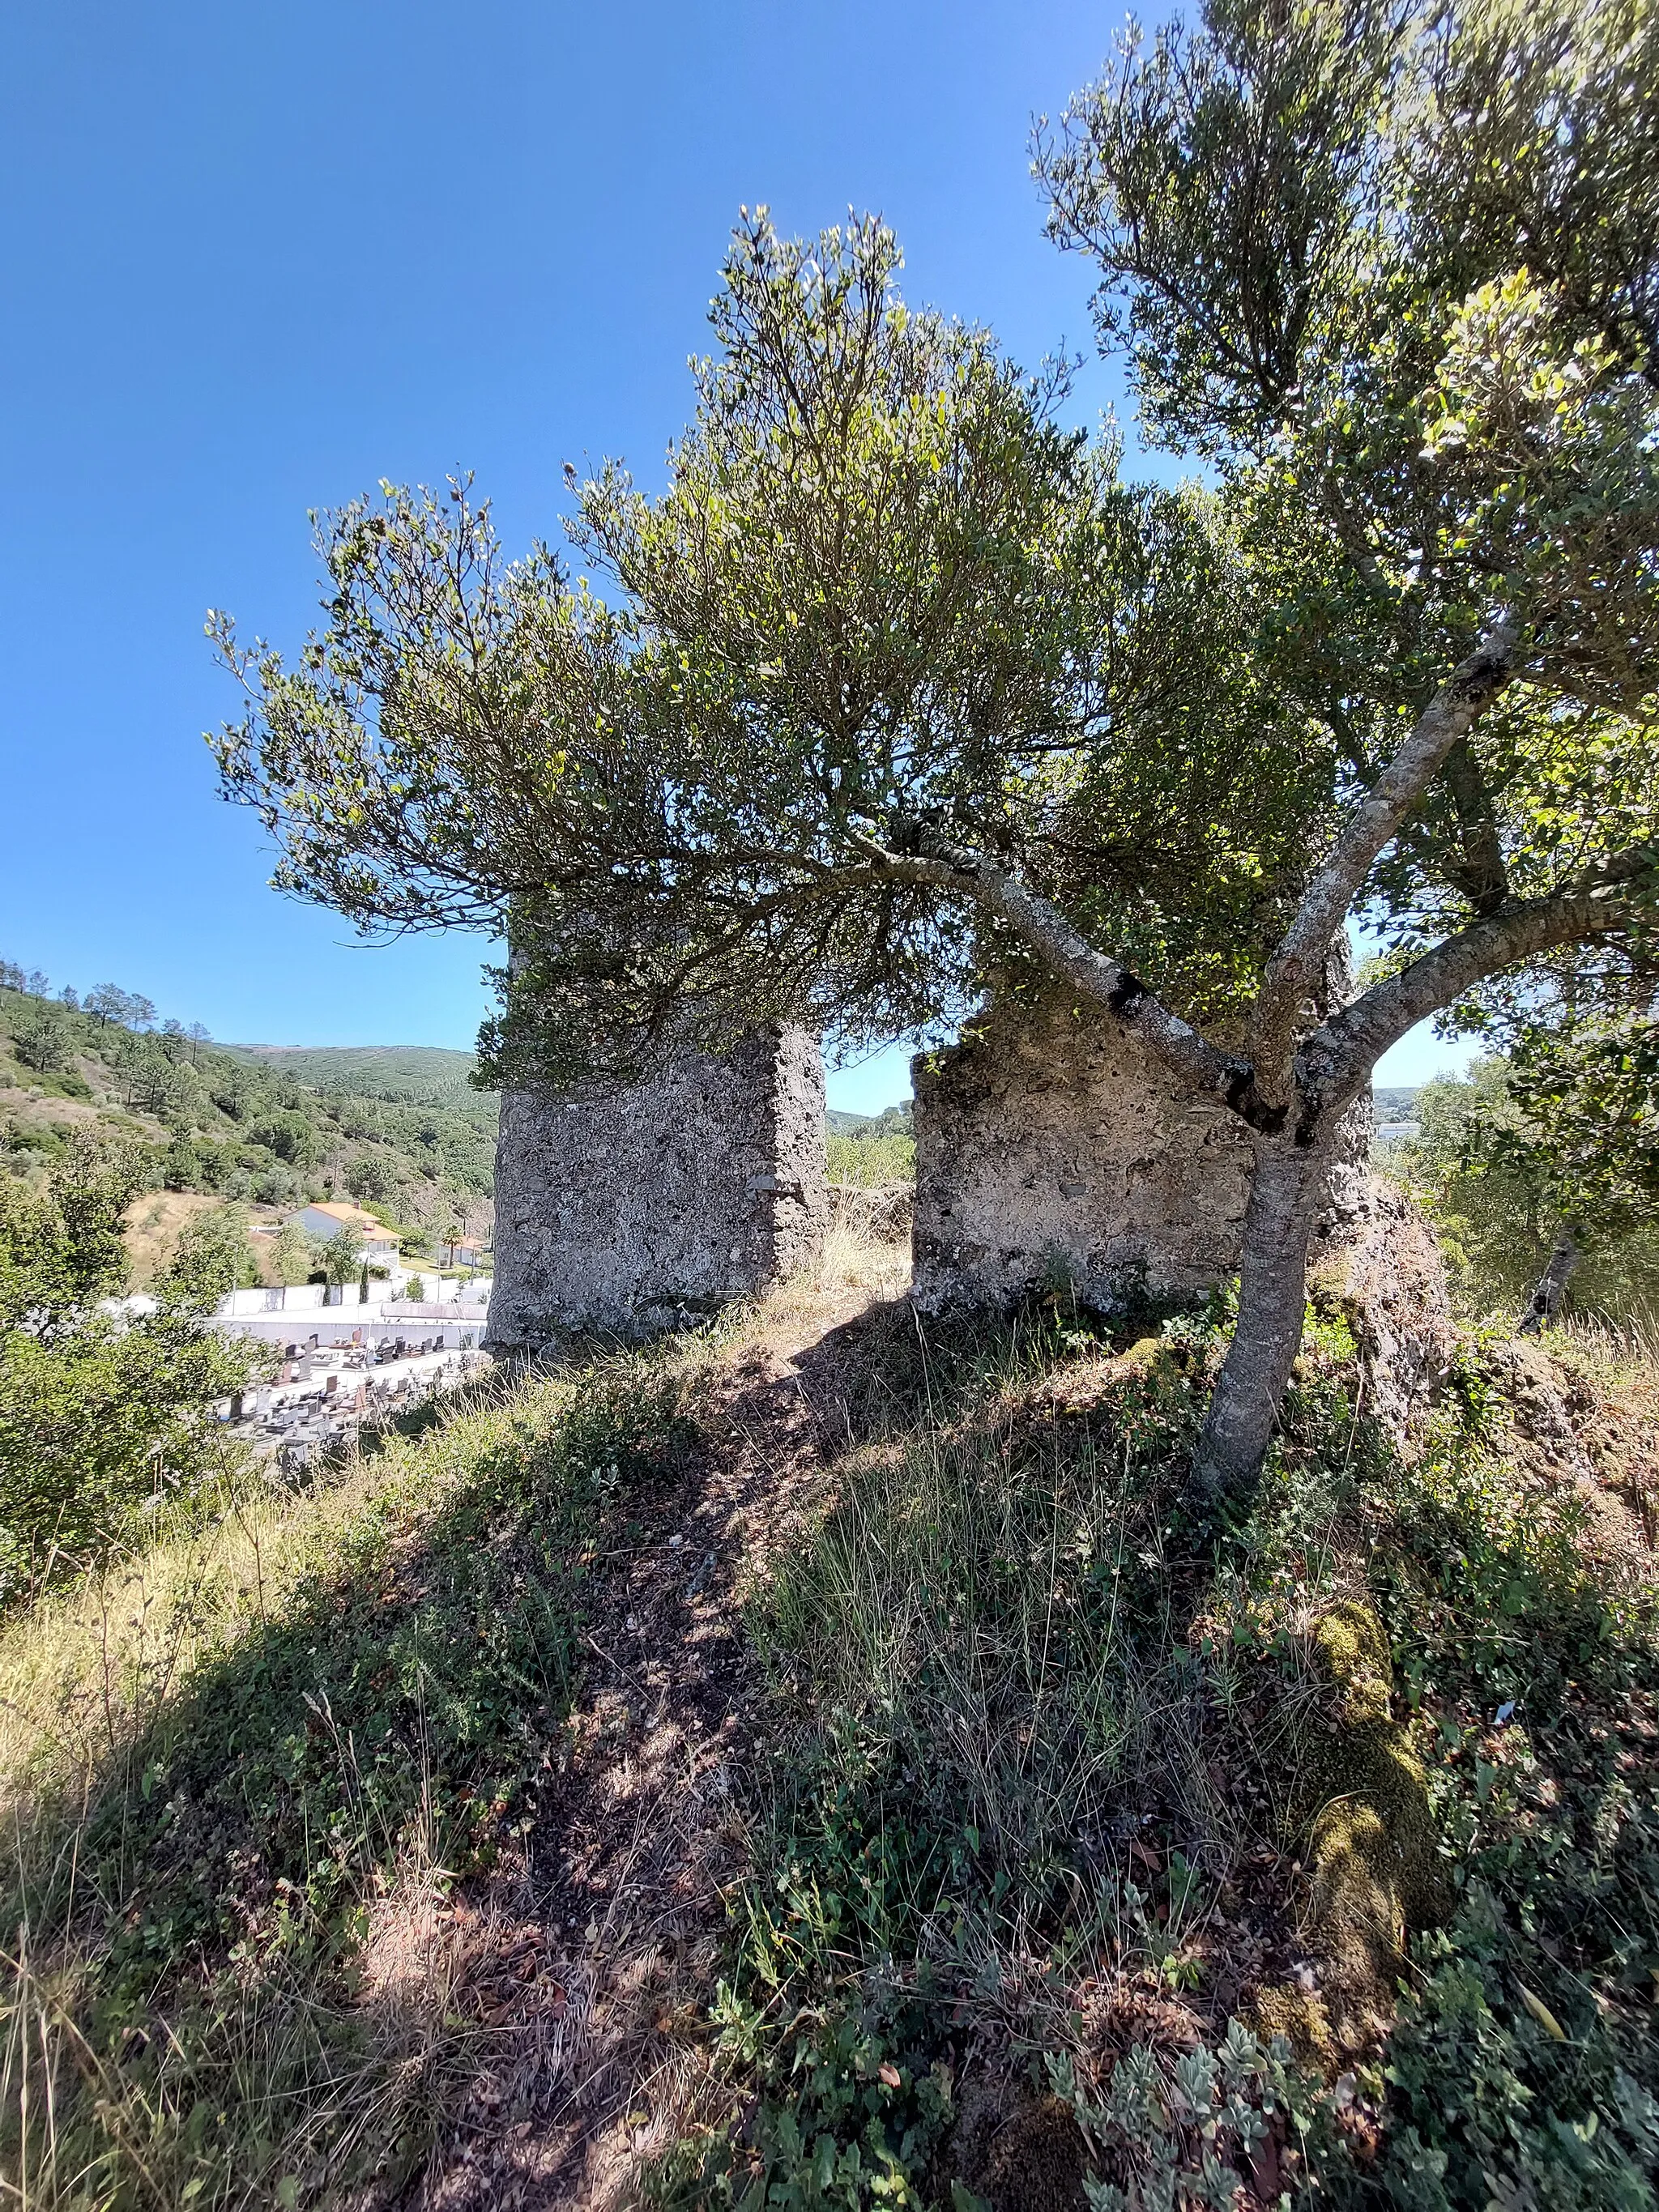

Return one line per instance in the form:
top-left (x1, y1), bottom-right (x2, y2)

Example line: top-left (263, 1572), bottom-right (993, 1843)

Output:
top-left (412, 1267), bottom-right (893, 2210)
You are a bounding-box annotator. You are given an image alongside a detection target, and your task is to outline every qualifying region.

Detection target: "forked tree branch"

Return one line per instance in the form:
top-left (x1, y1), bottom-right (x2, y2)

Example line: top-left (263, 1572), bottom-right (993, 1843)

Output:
top-left (1298, 867), bottom-right (1656, 1131)
top-left (1250, 620), bottom-right (1520, 1090)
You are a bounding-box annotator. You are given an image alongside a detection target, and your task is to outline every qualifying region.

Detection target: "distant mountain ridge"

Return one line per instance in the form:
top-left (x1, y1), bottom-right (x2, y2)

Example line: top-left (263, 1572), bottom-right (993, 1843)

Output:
top-left (225, 1044), bottom-right (493, 1115)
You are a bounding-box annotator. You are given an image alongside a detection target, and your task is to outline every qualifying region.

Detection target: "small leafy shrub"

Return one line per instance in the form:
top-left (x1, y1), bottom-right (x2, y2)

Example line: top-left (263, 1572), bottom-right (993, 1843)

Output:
top-left (0, 1138), bottom-right (259, 1600)
top-left (827, 1129), bottom-right (916, 1188)
top-left (1368, 1890), bottom-right (1659, 2212)
top-left (1047, 2024), bottom-right (1339, 2211)
top-left (654, 1975), bottom-right (962, 2209)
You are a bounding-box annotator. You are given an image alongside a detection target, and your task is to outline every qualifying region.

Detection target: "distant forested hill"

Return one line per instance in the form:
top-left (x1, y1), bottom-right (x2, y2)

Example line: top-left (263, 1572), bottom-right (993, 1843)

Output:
top-left (1373, 1086), bottom-right (1421, 1122)
top-left (226, 1044), bottom-right (494, 1115)
top-left (0, 968), bottom-right (495, 1246)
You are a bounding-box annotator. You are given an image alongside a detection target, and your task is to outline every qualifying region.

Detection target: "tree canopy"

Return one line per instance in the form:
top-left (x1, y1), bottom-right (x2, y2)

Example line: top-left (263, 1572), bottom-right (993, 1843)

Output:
top-left (212, 0), bottom-right (1659, 1489)
top-left (1040, 0), bottom-right (1659, 963)
top-left (212, 212), bottom-right (1324, 1086)
top-left (0, 1137), bottom-right (258, 1598)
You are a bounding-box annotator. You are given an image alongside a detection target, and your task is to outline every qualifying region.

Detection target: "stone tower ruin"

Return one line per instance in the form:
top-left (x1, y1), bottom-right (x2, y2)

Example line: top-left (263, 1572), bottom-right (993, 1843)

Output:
top-left (484, 1023), bottom-right (828, 1353)
top-left (911, 995), bottom-right (1367, 1316)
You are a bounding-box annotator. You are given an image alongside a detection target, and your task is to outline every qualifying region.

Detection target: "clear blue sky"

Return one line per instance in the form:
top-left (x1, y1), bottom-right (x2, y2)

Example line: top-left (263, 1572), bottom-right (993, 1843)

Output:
top-left (0, 0), bottom-right (1464, 1114)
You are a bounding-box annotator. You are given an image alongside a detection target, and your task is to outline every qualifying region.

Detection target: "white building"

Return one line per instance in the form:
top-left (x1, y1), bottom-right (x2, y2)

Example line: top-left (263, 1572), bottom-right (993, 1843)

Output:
top-left (291, 1200), bottom-right (401, 1266)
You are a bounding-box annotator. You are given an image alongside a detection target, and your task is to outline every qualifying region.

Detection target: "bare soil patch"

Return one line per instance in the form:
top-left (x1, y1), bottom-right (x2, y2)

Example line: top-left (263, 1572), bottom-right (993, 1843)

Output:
top-left (407, 1268), bottom-right (895, 2210)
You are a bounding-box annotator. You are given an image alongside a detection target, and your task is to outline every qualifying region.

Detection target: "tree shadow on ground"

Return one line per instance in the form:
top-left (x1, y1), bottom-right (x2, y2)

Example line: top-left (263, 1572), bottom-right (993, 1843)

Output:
top-left (12, 1290), bottom-right (1610, 2212)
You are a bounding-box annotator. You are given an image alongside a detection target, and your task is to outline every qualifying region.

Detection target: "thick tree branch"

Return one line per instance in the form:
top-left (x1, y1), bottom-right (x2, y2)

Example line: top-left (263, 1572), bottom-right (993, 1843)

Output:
top-left (1250, 620), bottom-right (1520, 1090)
top-left (845, 829), bottom-right (1267, 1119)
top-left (1440, 736), bottom-right (1509, 914)
top-left (1298, 867), bottom-right (1655, 1127)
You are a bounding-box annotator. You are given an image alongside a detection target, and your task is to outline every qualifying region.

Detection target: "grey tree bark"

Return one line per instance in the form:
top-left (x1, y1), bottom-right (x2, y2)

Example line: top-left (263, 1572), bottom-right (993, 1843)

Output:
top-left (1517, 1230), bottom-right (1580, 1336)
top-left (1189, 1132), bottom-right (1336, 1502)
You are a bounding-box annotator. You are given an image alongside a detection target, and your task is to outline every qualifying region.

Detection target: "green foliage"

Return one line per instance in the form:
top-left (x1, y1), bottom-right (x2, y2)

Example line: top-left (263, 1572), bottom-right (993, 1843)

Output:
top-left (211, 26), bottom-right (1659, 1485)
top-left (343, 1149), bottom-right (399, 1201)
top-left (318, 1222), bottom-right (363, 1287)
top-left (0, 1130), bottom-right (142, 1315)
top-left (826, 1128), bottom-right (915, 1187)
top-left (225, 1042), bottom-right (495, 1112)
top-left (0, 1138), bottom-right (260, 1599)
top-left (214, 212), bottom-right (1321, 1087)
top-left (1365, 1899), bottom-right (1659, 2211)
top-left (249, 1104), bottom-right (326, 1167)
top-left (1047, 2027), bottom-right (1336, 2212)
top-left (166, 1200), bottom-right (262, 1305)
top-left (11, 1008), bottom-right (70, 1073)
top-left (1041, 0), bottom-right (1659, 940)
top-left (648, 1292), bottom-right (1659, 2210)
top-left (655, 1981), bottom-right (963, 2210)
top-left (271, 1214), bottom-right (310, 1284)
top-left (1478, 1013), bottom-right (1659, 1243)
top-left (1347, 1405), bottom-right (1659, 2209)
top-left (1398, 1057), bottom-right (1659, 1319)
top-left (663, 1310), bottom-right (1311, 2206)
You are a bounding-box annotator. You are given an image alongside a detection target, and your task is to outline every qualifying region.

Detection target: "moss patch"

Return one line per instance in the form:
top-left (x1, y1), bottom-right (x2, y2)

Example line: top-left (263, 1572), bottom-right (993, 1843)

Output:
top-left (1277, 1600), bottom-right (1447, 2057)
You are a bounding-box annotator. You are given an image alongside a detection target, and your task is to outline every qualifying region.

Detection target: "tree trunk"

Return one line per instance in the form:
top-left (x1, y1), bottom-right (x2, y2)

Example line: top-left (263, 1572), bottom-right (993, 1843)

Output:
top-left (1517, 1230), bottom-right (1579, 1336)
top-left (1190, 1135), bottom-right (1330, 1504)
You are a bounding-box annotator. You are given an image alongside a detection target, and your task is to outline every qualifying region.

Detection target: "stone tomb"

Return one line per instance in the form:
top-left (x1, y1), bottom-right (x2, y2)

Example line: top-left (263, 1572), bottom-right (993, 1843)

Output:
top-left (484, 1023), bottom-right (828, 1351)
top-left (912, 995), bottom-right (1366, 1317)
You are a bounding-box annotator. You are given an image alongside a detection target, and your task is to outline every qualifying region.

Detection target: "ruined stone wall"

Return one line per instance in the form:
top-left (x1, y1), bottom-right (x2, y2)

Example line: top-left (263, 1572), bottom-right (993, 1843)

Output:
top-left (912, 998), bottom-right (1367, 1316)
top-left (485, 1024), bottom-right (828, 1351)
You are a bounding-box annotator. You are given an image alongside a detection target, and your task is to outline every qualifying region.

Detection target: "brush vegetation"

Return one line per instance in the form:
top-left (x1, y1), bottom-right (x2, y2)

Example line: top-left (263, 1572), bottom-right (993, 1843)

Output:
top-left (1388, 1060), bottom-right (1659, 1327)
top-left (0, 971), bottom-right (497, 1240)
top-left (3, 1221), bottom-right (1655, 2210)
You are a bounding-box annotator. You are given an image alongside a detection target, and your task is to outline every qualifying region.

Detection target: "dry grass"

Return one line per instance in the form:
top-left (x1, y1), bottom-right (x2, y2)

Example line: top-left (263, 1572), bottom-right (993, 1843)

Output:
top-left (0, 1402), bottom-right (480, 1816)
top-left (0, 1362), bottom-right (618, 2209)
top-left (0, 1229), bottom-right (909, 2210)
top-left (121, 1188), bottom-right (224, 1287)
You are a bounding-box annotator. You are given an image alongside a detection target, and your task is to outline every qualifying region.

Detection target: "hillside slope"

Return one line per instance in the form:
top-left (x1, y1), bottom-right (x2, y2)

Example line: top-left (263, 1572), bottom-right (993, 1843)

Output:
top-left (0, 979), bottom-right (496, 1253)
top-left (3, 1219), bottom-right (1654, 2209)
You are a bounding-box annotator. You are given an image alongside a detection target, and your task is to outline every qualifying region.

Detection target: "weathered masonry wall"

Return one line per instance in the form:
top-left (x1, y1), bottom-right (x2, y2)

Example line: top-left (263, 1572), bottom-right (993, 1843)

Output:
top-left (912, 998), bottom-right (1367, 1315)
top-left (485, 1024), bottom-right (828, 1351)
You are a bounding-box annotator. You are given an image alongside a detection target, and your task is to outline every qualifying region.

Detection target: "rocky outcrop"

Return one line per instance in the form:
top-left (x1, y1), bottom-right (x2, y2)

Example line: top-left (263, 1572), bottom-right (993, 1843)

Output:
top-left (484, 1025), bottom-right (827, 1351)
top-left (1311, 1178), bottom-right (1456, 1448)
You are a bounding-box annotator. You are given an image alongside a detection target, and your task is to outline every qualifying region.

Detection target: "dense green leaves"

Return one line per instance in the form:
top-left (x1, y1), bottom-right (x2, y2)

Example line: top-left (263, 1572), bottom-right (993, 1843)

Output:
top-left (1398, 1035), bottom-right (1659, 1320)
top-left (215, 214), bottom-right (1328, 1083)
top-left (1041, 0), bottom-right (1659, 952)
top-left (0, 1135), bottom-right (259, 1599)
